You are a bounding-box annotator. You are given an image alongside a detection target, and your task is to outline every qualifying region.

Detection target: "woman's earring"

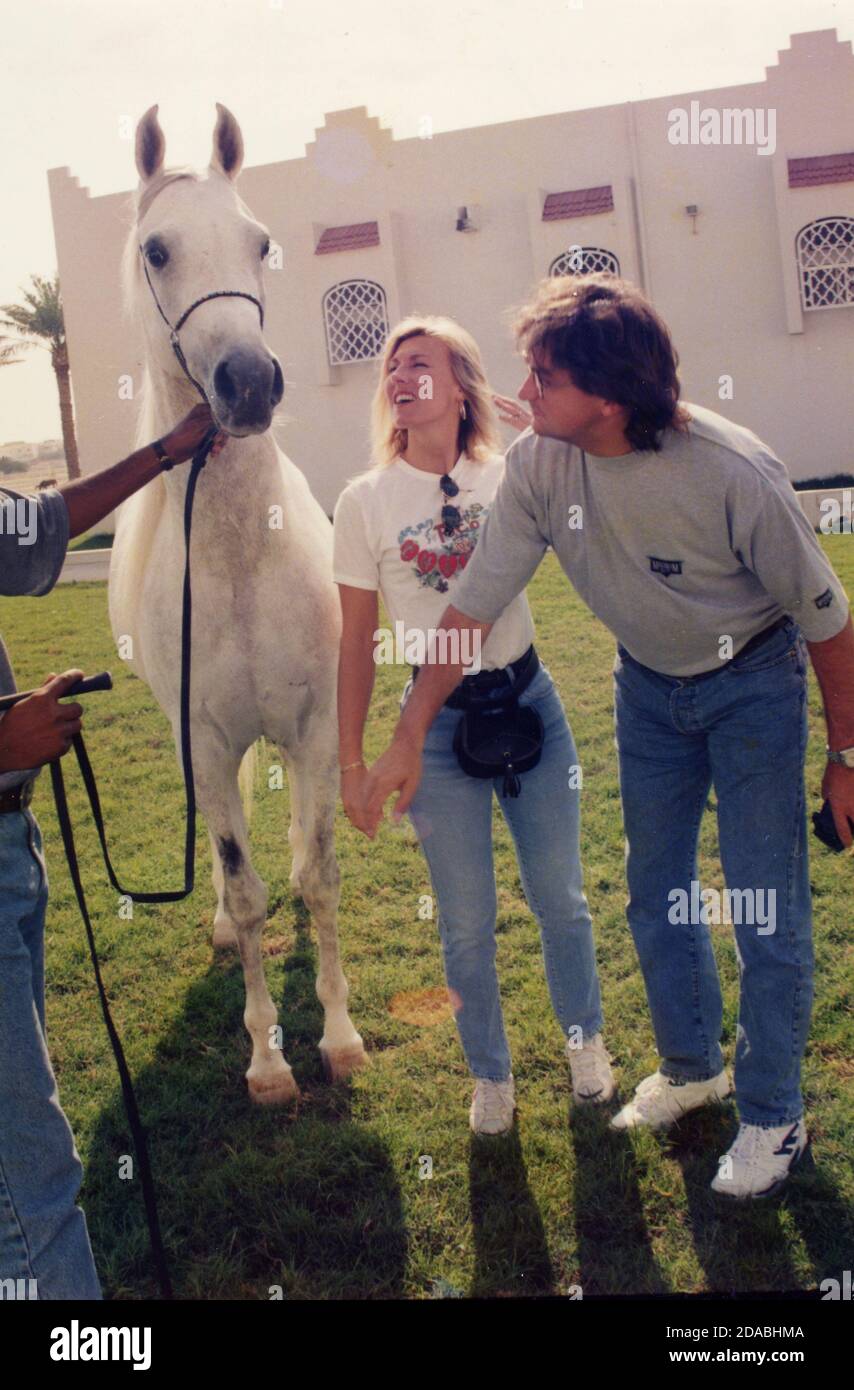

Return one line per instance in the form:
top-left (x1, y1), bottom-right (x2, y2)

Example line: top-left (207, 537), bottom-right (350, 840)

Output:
top-left (459, 400), bottom-right (467, 420)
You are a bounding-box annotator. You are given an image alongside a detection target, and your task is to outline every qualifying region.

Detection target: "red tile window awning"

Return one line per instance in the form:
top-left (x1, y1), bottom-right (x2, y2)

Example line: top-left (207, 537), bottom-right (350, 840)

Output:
top-left (788, 153), bottom-right (854, 189)
top-left (315, 222), bottom-right (380, 254)
top-left (542, 186), bottom-right (614, 220)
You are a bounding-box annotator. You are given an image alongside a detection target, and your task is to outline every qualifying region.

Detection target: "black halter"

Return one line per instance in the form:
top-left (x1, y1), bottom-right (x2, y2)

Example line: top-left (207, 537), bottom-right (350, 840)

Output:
top-left (138, 243), bottom-right (264, 404)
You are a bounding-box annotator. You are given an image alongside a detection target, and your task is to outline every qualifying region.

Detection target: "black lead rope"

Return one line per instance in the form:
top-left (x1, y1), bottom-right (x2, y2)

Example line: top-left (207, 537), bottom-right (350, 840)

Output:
top-left (48, 430), bottom-right (215, 1301)
top-left (46, 246), bottom-right (264, 1300)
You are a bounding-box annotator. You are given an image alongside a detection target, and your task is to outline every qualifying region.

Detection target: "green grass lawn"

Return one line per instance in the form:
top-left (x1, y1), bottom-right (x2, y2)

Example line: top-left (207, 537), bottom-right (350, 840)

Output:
top-left (68, 531), bottom-right (113, 551)
top-left (1, 540), bottom-right (852, 1300)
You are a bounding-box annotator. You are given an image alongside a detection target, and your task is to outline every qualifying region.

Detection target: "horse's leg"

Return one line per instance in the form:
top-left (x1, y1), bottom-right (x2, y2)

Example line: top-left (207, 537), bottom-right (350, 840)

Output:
top-left (192, 734), bottom-right (299, 1104)
top-left (282, 736), bottom-right (367, 1081)
top-left (209, 828), bottom-right (238, 949)
top-left (282, 751), bottom-right (307, 895)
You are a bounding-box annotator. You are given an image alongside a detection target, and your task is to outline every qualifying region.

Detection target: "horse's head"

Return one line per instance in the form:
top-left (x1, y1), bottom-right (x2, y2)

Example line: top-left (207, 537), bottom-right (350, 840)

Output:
top-left (131, 103), bottom-right (283, 435)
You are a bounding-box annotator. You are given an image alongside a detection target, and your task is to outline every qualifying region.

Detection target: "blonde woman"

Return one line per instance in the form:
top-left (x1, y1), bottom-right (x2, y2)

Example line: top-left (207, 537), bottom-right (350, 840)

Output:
top-left (332, 316), bottom-right (613, 1134)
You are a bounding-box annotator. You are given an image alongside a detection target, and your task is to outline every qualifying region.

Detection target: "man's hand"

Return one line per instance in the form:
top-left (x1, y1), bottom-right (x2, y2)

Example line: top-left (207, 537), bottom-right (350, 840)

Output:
top-left (360, 732), bottom-right (423, 839)
top-left (0, 670), bottom-right (84, 772)
top-left (156, 402), bottom-right (228, 464)
top-left (822, 760), bottom-right (854, 850)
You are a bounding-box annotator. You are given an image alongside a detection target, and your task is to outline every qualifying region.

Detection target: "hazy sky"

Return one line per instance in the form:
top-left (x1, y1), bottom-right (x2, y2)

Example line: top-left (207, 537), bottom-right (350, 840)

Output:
top-left (1, 0), bottom-right (850, 442)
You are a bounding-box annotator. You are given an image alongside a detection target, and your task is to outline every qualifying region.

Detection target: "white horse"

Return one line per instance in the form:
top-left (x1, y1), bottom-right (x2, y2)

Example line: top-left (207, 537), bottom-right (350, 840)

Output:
top-left (109, 103), bottom-right (366, 1103)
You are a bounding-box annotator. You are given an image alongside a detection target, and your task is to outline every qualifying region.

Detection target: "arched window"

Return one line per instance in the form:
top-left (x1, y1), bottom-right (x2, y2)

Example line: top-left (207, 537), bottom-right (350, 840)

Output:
top-left (796, 217), bottom-right (854, 311)
top-left (549, 247), bottom-right (620, 277)
top-left (323, 280), bottom-right (389, 365)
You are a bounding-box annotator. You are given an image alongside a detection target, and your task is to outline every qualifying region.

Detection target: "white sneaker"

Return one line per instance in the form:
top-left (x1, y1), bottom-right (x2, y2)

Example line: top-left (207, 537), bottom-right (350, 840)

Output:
top-left (469, 1075), bottom-right (515, 1135)
top-left (610, 1068), bottom-right (731, 1131)
top-left (711, 1118), bottom-right (809, 1199)
top-left (566, 1032), bottom-right (615, 1103)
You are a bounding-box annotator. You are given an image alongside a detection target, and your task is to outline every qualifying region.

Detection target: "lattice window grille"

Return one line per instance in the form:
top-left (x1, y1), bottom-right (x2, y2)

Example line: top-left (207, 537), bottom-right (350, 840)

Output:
top-left (323, 280), bottom-right (389, 365)
top-left (550, 247), bottom-right (620, 277)
top-left (797, 218), bottom-right (854, 311)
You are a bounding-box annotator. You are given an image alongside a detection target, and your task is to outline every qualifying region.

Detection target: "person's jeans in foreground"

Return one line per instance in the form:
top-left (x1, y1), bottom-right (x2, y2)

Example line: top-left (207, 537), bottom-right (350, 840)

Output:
top-left (0, 809), bottom-right (102, 1299)
top-left (614, 617), bottom-right (812, 1127)
top-left (404, 661), bottom-right (603, 1081)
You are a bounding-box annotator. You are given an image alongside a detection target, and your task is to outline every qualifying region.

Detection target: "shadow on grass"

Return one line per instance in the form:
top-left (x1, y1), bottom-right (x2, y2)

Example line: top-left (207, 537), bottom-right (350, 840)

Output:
top-left (467, 1125), bottom-right (555, 1296)
top-left (667, 1105), bottom-right (854, 1293)
top-left (569, 1104), bottom-right (671, 1295)
top-left (82, 899), bottom-right (407, 1300)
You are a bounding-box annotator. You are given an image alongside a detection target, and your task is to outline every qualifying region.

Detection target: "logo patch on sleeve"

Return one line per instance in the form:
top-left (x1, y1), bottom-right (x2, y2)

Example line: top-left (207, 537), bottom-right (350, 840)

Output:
top-left (649, 557), bottom-right (683, 577)
top-left (814, 587), bottom-right (834, 609)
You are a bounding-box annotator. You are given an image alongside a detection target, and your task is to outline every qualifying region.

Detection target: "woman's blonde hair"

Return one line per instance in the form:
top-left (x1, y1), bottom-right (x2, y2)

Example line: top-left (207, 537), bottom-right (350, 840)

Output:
top-left (369, 315), bottom-right (502, 467)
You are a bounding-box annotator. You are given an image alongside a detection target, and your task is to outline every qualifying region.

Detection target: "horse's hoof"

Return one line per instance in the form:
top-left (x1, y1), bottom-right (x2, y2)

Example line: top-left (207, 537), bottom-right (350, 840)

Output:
top-left (212, 920), bottom-right (238, 950)
top-left (248, 1068), bottom-right (300, 1105)
top-left (320, 1042), bottom-right (369, 1083)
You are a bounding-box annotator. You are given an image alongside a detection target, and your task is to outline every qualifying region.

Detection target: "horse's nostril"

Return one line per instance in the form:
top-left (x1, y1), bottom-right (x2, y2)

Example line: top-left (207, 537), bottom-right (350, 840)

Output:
top-left (213, 349), bottom-right (277, 427)
top-left (270, 358), bottom-right (284, 407)
top-left (213, 358), bottom-right (237, 405)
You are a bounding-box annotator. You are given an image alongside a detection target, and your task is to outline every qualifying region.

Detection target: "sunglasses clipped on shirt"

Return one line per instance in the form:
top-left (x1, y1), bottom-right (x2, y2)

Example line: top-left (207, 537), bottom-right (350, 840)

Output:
top-left (440, 473), bottom-right (461, 535)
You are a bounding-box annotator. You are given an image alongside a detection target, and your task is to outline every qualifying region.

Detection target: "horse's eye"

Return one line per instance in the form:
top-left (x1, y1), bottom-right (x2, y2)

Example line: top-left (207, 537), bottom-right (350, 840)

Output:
top-left (146, 243), bottom-right (168, 269)
top-left (260, 239), bottom-right (270, 261)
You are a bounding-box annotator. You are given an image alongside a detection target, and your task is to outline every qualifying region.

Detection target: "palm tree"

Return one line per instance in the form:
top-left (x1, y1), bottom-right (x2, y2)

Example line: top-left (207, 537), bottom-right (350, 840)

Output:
top-left (0, 337), bottom-right (23, 364)
top-left (0, 273), bottom-right (80, 479)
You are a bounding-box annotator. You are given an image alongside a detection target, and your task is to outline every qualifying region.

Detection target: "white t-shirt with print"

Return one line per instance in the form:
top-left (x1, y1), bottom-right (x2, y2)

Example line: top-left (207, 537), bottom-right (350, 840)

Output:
top-left (332, 452), bottom-right (535, 671)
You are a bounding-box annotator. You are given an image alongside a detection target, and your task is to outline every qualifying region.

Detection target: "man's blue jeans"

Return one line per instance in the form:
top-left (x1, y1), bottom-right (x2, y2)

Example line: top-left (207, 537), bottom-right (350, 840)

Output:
top-left (404, 661), bottom-right (604, 1081)
top-left (613, 617), bottom-right (812, 1127)
top-left (0, 808), bottom-right (102, 1299)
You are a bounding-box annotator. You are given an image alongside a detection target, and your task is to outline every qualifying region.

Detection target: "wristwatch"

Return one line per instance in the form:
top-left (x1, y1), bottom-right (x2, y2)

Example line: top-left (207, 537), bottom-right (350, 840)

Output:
top-left (827, 746), bottom-right (854, 768)
top-left (151, 438), bottom-right (175, 471)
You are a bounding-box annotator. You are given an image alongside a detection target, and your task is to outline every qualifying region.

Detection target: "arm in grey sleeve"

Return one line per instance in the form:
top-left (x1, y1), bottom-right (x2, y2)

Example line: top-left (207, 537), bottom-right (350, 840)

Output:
top-left (0, 488), bottom-right (70, 596)
top-left (452, 447), bottom-right (549, 622)
top-left (729, 458), bottom-right (850, 641)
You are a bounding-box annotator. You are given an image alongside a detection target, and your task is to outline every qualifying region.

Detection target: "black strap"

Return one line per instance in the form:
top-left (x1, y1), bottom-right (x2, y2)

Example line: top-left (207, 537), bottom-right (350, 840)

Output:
top-left (49, 754), bottom-right (173, 1299)
top-left (63, 437), bottom-right (213, 902)
top-left (45, 427), bottom-right (216, 1300)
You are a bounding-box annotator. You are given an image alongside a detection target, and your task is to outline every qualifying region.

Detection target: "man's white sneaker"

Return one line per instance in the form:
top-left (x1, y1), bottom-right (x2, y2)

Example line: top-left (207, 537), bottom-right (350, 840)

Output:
top-left (566, 1032), bottom-right (615, 1103)
top-left (610, 1068), bottom-right (731, 1131)
top-left (469, 1075), bottom-right (515, 1135)
top-left (711, 1118), bottom-right (809, 1199)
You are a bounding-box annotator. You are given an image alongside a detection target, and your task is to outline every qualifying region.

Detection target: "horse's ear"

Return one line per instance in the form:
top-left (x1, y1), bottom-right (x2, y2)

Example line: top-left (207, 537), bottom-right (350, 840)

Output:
top-left (209, 103), bottom-right (244, 181)
top-left (135, 105), bottom-right (166, 183)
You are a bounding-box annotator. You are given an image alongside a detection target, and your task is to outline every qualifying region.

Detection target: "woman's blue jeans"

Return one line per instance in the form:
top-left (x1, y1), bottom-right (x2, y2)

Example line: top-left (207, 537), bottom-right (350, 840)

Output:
top-left (403, 661), bottom-right (604, 1081)
top-left (0, 808), bottom-right (102, 1299)
top-left (613, 618), bottom-right (813, 1127)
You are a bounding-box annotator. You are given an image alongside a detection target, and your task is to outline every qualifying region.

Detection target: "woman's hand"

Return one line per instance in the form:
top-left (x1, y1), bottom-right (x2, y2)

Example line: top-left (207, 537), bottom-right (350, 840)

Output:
top-left (361, 733), bottom-right (423, 839)
top-left (492, 394), bottom-right (533, 431)
top-left (340, 764), bottom-right (374, 836)
top-left (156, 403), bottom-right (229, 464)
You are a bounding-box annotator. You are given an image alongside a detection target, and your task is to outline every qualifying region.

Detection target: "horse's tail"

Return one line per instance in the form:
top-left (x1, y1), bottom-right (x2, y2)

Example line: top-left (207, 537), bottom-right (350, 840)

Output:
top-left (238, 741), bottom-right (259, 825)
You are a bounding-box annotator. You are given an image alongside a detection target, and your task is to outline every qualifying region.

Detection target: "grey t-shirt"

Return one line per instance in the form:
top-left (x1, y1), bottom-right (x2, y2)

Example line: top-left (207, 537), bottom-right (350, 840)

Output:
top-left (0, 486), bottom-right (70, 789)
top-left (453, 403), bottom-right (850, 677)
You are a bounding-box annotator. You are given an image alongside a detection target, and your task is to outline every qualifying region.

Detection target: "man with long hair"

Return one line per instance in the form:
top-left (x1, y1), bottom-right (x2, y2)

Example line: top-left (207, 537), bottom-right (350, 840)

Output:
top-left (362, 273), bottom-right (854, 1200)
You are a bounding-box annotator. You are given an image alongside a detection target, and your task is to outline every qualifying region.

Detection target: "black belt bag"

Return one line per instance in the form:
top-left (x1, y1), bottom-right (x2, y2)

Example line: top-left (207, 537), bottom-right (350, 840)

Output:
top-left (413, 645), bottom-right (544, 797)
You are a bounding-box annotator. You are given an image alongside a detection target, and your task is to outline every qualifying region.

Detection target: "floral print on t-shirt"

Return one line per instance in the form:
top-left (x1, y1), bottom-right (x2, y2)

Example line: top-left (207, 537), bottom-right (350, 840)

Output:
top-left (398, 502), bottom-right (486, 594)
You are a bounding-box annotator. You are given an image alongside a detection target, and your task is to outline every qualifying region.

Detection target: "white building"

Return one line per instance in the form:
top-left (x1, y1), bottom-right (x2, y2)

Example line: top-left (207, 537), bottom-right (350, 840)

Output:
top-left (0, 442), bottom-right (39, 463)
top-left (48, 27), bottom-right (854, 518)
